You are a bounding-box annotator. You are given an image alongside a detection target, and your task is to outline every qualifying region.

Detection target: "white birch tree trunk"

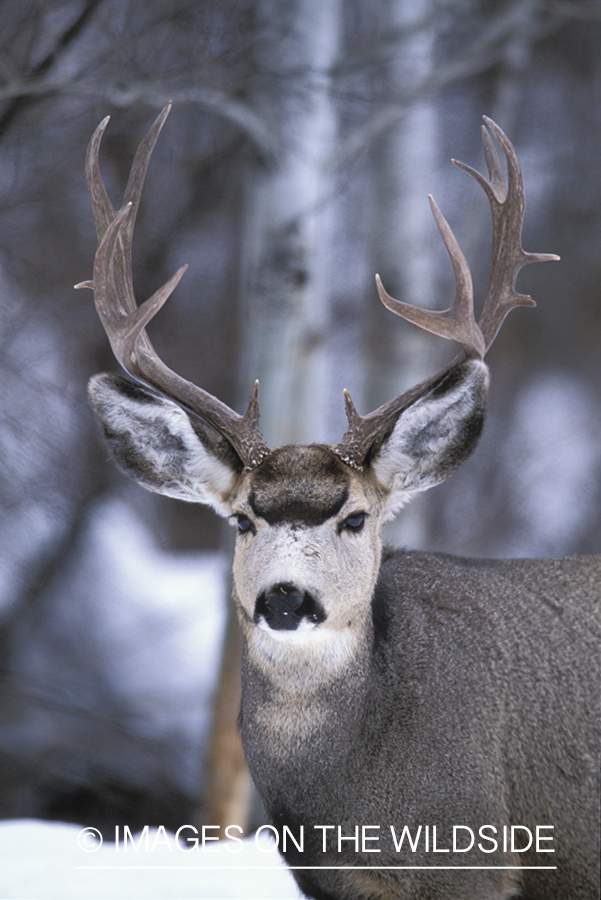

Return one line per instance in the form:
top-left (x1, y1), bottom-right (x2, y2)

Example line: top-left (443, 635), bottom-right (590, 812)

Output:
top-left (240, 0), bottom-right (342, 445)
top-left (368, 0), bottom-right (440, 549)
top-left (204, 0), bottom-right (343, 836)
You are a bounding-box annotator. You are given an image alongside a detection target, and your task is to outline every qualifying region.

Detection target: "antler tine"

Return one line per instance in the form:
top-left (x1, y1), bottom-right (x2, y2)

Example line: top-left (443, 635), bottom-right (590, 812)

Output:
top-left (454, 116), bottom-right (559, 350)
top-left (77, 105), bottom-right (271, 470)
top-left (85, 115), bottom-right (114, 239)
top-left (375, 192), bottom-right (486, 360)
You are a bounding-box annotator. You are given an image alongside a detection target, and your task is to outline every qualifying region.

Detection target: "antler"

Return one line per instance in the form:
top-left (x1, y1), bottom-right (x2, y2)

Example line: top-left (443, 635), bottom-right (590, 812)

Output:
top-left (76, 104), bottom-right (270, 470)
top-left (454, 116), bottom-right (559, 349)
top-left (334, 117), bottom-right (558, 469)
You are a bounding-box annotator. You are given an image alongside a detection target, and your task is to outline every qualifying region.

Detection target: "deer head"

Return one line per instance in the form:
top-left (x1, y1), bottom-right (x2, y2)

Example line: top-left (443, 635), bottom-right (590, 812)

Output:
top-left (78, 107), bottom-right (557, 661)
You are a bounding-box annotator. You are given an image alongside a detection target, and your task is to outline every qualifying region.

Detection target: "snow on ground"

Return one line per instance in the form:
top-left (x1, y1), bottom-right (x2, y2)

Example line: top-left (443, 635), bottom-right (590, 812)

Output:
top-left (0, 820), bottom-right (302, 900)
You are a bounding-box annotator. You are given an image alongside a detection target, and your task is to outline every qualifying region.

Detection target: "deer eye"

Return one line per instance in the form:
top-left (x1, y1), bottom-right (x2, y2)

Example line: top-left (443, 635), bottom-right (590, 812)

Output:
top-left (341, 512), bottom-right (366, 533)
top-left (235, 515), bottom-right (255, 535)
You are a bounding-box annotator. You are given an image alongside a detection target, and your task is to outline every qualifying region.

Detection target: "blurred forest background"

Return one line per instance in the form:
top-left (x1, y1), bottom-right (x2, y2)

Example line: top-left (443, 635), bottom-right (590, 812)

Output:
top-left (0, 0), bottom-right (599, 837)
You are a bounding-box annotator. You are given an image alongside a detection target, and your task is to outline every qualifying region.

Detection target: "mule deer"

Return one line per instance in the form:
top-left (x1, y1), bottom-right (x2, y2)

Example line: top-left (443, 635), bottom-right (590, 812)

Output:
top-left (78, 107), bottom-right (600, 900)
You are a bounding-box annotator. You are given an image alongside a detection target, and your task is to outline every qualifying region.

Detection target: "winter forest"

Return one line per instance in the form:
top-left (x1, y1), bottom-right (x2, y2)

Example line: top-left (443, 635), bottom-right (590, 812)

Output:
top-left (0, 0), bottom-right (600, 892)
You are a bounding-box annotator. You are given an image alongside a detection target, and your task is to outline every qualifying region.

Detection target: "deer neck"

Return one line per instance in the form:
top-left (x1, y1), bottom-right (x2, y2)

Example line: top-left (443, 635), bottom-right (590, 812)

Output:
top-left (238, 589), bottom-right (375, 748)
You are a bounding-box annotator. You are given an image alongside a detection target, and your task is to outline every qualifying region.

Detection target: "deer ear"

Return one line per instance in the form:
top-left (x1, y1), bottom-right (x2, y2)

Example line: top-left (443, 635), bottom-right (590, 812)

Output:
top-left (88, 374), bottom-right (242, 516)
top-left (370, 360), bottom-right (489, 521)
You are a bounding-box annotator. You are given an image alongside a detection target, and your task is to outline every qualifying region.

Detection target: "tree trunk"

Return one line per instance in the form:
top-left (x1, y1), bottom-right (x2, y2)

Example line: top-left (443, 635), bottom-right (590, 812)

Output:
top-left (367, 0), bottom-right (441, 549)
top-left (202, 589), bottom-right (252, 839)
top-left (203, 0), bottom-right (343, 836)
top-left (239, 0), bottom-right (342, 445)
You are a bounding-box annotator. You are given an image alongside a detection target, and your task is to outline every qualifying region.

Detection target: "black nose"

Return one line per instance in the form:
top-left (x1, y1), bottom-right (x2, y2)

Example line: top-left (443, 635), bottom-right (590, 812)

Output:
top-left (255, 583), bottom-right (325, 631)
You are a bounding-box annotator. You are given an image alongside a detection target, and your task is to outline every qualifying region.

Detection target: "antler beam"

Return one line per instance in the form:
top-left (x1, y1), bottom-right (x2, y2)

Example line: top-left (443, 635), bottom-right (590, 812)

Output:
top-left (334, 117), bottom-right (559, 469)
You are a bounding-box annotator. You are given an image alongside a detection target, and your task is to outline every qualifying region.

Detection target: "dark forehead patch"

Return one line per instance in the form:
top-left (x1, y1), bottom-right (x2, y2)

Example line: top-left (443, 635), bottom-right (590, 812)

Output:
top-left (249, 445), bottom-right (350, 526)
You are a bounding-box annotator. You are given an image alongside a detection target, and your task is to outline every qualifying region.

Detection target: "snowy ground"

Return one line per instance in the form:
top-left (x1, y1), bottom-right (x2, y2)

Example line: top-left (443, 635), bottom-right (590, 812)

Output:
top-left (0, 820), bottom-right (302, 900)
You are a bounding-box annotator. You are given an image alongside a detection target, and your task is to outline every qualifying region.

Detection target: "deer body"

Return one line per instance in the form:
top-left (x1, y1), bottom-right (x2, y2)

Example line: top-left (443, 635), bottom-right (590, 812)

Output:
top-left (241, 548), bottom-right (599, 899)
top-left (80, 109), bottom-right (600, 899)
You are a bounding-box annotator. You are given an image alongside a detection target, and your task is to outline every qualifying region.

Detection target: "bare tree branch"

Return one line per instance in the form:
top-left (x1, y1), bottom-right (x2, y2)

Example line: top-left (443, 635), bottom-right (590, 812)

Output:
top-left (0, 0), bottom-right (104, 132)
top-left (0, 75), bottom-right (278, 162)
top-left (331, 0), bottom-right (548, 170)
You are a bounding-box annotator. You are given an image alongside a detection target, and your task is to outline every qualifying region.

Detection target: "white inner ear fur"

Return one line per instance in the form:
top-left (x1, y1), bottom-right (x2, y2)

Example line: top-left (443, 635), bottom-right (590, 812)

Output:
top-left (89, 376), bottom-right (238, 515)
top-left (135, 402), bottom-right (237, 514)
top-left (371, 360), bottom-right (489, 521)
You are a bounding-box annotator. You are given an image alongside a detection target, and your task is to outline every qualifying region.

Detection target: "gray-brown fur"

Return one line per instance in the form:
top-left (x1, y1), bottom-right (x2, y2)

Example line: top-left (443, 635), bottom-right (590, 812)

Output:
top-left (249, 446), bottom-right (350, 526)
top-left (241, 551), bottom-right (600, 900)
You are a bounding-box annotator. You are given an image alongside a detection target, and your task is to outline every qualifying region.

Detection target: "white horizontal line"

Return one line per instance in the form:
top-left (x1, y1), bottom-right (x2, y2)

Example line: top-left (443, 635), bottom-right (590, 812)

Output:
top-left (75, 865), bottom-right (557, 871)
